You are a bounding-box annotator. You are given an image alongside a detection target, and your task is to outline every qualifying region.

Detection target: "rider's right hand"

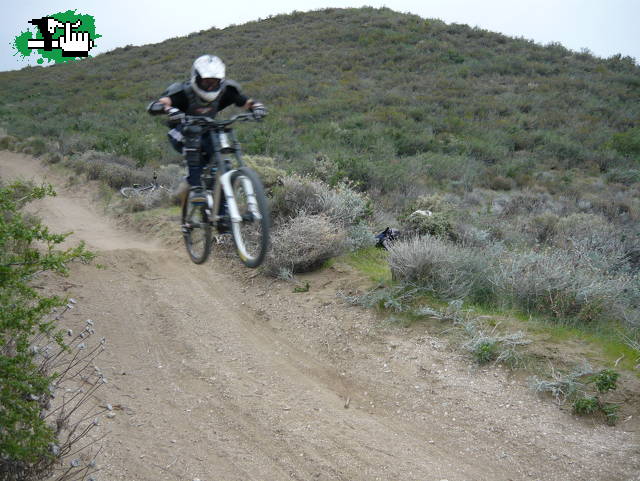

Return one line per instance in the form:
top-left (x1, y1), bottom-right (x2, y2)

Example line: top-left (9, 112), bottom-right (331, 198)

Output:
top-left (147, 101), bottom-right (166, 115)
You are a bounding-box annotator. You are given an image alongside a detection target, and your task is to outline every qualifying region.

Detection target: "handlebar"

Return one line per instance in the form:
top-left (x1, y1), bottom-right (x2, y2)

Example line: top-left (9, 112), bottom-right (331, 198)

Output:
top-left (184, 112), bottom-right (256, 128)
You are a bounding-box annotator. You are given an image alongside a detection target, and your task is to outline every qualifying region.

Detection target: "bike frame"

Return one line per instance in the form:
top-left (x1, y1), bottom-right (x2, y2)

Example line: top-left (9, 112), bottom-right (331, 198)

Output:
top-left (189, 114), bottom-right (263, 229)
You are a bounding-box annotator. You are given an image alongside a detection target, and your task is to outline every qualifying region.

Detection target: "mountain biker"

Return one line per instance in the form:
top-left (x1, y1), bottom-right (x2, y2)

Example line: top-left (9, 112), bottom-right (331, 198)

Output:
top-left (147, 54), bottom-right (266, 204)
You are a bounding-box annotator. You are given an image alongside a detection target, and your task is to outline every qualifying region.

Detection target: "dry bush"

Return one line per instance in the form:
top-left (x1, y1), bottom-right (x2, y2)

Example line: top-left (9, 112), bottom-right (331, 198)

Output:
top-left (263, 213), bottom-right (347, 276)
top-left (454, 222), bottom-right (493, 247)
top-left (520, 212), bottom-right (560, 244)
top-left (1, 310), bottom-right (106, 481)
top-left (270, 175), bottom-right (332, 219)
top-left (387, 233), bottom-right (640, 328)
top-left (387, 235), bottom-right (497, 303)
top-left (58, 133), bottom-right (98, 156)
top-left (62, 151), bottom-right (179, 193)
top-left (552, 213), bottom-right (631, 272)
top-left (499, 191), bottom-right (555, 217)
top-left (269, 175), bottom-right (372, 257)
top-left (490, 249), bottom-right (634, 323)
top-left (271, 175), bottom-right (370, 226)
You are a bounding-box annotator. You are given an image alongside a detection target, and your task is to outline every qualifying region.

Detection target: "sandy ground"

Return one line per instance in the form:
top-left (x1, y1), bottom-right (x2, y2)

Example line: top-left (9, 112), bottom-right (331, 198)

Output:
top-left (1, 151), bottom-right (638, 481)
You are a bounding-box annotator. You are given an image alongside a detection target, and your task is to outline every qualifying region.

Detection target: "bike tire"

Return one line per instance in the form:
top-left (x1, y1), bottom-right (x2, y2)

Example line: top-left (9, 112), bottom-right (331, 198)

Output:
top-left (230, 167), bottom-right (270, 268)
top-left (120, 187), bottom-right (139, 198)
top-left (181, 197), bottom-right (212, 264)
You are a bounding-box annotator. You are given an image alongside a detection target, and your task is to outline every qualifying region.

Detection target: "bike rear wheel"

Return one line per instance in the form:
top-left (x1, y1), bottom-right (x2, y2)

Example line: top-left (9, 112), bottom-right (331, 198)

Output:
top-left (120, 185), bottom-right (155, 198)
top-left (120, 186), bottom-right (139, 198)
top-left (230, 167), bottom-right (270, 268)
top-left (181, 196), bottom-right (212, 264)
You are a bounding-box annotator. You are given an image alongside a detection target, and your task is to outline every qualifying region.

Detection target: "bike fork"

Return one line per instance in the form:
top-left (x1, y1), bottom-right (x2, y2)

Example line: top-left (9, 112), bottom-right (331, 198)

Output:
top-left (219, 170), bottom-right (262, 224)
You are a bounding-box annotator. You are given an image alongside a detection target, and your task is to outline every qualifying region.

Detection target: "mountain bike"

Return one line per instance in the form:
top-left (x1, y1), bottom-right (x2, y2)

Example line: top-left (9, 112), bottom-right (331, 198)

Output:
top-left (119, 171), bottom-right (168, 197)
top-left (179, 113), bottom-right (270, 267)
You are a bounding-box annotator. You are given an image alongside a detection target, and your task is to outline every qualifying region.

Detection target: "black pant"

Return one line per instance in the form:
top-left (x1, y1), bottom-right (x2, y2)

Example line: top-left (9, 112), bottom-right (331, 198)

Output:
top-left (167, 124), bottom-right (214, 187)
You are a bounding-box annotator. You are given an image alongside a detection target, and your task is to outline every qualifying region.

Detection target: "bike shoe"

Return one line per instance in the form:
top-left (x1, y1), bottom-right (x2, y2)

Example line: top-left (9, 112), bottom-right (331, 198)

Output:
top-left (188, 187), bottom-right (206, 205)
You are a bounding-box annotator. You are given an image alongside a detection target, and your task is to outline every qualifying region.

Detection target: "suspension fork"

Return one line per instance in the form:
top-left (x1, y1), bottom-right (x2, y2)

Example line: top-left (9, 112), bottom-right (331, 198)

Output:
top-left (219, 170), bottom-right (263, 223)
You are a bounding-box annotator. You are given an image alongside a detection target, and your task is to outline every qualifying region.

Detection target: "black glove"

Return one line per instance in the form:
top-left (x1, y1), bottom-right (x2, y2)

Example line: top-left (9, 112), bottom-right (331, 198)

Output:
top-left (147, 101), bottom-right (165, 116)
top-left (167, 107), bottom-right (185, 123)
top-left (250, 102), bottom-right (267, 120)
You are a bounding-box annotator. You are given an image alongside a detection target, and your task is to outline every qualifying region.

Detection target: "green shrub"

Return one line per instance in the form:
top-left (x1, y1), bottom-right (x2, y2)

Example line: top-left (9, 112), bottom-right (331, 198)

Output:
top-left (23, 137), bottom-right (48, 157)
top-left (606, 168), bottom-right (640, 185)
top-left (573, 396), bottom-right (599, 415)
top-left (473, 339), bottom-right (499, 363)
top-left (0, 135), bottom-right (18, 151)
top-left (487, 175), bottom-right (514, 191)
top-left (43, 152), bottom-right (62, 164)
top-left (244, 155), bottom-right (286, 189)
top-left (533, 364), bottom-right (622, 425)
top-left (611, 127), bottom-right (640, 158)
top-left (0, 181), bottom-right (97, 478)
top-left (592, 369), bottom-right (619, 393)
top-left (399, 194), bottom-right (457, 239)
top-left (402, 210), bottom-right (455, 238)
top-left (600, 403), bottom-right (620, 426)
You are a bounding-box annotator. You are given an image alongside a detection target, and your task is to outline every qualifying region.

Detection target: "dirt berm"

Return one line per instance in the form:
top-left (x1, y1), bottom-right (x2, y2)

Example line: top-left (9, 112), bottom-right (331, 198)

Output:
top-left (1, 151), bottom-right (638, 481)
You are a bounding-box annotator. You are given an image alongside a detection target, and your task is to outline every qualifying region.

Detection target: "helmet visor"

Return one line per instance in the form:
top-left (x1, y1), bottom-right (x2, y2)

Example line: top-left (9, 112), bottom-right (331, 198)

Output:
top-left (197, 76), bottom-right (221, 92)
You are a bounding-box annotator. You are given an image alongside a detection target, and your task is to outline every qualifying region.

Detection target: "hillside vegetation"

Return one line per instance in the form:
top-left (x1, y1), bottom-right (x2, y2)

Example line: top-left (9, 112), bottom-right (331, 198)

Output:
top-left (1, 8), bottom-right (639, 343)
top-left (1, 8), bottom-right (639, 186)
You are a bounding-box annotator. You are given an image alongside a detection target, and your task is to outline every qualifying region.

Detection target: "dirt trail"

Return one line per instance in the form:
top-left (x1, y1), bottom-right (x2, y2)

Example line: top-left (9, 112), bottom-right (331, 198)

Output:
top-left (1, 152), bottom-right (638, 481)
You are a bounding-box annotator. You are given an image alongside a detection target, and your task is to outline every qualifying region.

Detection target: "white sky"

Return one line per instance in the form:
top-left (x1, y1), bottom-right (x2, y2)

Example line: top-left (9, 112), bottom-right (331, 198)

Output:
top-left (2, 0), bottom-right (639, 72)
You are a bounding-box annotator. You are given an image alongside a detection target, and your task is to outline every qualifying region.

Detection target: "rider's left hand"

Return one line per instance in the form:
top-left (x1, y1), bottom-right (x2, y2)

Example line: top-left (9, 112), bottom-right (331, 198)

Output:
top-left (250, 102), bottom-right (267, 120)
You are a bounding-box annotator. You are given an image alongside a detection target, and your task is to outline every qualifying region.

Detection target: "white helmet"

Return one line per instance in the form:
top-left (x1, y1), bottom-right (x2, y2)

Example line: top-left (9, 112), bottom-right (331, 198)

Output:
top-left (190, 55), bottom-right (226, 102)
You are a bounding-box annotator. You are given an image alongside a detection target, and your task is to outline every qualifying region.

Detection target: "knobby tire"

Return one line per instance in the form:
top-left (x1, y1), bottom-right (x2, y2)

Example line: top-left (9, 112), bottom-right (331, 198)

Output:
top-left (230, 167), bottom-right (270, 268)
top-left (181, 197), bottom-right (212, 264)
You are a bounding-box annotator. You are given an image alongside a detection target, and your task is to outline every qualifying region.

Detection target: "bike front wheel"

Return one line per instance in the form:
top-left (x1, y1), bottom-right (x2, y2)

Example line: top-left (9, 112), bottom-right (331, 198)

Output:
top-left (230, 167), bottom-right (270, 268)
top-left (181, 197), bottom-right (212, 264)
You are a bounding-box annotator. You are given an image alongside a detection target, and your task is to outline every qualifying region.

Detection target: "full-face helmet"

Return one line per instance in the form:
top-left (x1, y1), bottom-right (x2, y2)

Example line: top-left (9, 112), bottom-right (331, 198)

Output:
top-left (190, 55), bottom-right (226, 102)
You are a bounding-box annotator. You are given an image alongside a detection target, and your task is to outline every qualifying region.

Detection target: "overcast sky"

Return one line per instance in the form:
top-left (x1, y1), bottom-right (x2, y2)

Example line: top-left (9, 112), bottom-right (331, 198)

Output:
top-left (3, 0), bottom-right (639, 72)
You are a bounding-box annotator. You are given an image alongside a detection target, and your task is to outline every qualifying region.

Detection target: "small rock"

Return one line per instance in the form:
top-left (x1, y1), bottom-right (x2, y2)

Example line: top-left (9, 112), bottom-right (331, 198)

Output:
top-left (106, 412), bottom-right (116, 419)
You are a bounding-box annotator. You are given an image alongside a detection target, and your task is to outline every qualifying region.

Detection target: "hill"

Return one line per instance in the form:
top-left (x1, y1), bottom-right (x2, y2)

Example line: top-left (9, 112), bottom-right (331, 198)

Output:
top-left (1, 7), bottom-right (639, 199)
